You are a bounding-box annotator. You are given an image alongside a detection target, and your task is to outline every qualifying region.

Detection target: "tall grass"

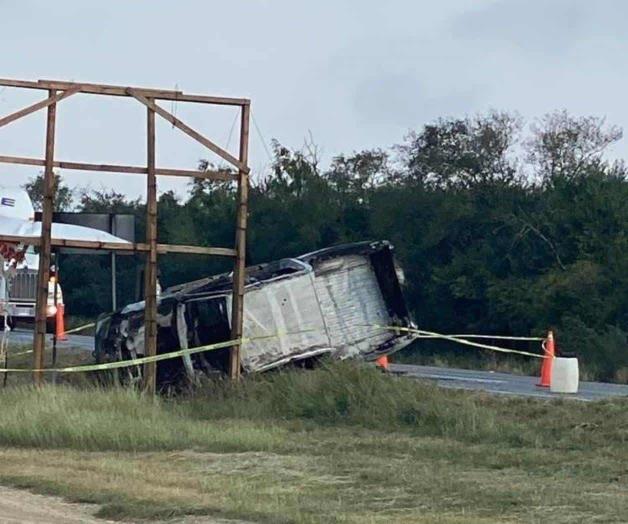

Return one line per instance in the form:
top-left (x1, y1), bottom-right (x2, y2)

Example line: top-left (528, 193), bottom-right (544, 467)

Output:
top-left (188, 361), bottom-right (628, 449)
top-left (0, 385), bottom-right (283, 452)
top-left (0, 362), bottom-right (625, 453)
top-left (0, 363), bottom-right (625, 523)
top-left (188, 362), bottom-right (517, 443)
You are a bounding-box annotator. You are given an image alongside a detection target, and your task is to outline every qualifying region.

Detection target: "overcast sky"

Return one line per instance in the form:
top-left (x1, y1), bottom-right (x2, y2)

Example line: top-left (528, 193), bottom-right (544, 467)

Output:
top-left (2, 0), bottom-right (628, 200)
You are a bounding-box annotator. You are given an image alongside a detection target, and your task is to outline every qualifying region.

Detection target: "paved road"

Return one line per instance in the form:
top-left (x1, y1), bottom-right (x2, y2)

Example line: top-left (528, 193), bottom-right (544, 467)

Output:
top-left (7, 328), bottom-right (94, 351)
top-left (390, 363), bottom-right (628, 401)
top-left (7, 329), bottom-right (628, 401)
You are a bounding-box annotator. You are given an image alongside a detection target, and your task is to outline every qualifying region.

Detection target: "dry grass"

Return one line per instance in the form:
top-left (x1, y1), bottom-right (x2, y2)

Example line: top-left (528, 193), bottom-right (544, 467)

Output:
top-left (0, 430), bottom-right (625, 523)
top-left (0, 362), bottom-right (625, 522)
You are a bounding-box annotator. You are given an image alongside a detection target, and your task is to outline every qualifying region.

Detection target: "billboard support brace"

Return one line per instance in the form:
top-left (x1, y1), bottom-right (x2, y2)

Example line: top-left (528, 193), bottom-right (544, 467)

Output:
top-left (0, 78), bottom-right (251, 391)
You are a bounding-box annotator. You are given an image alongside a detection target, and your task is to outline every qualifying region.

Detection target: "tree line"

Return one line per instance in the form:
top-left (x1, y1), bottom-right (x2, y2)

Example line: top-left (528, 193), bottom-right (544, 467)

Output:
top-left (27, 110), bottom-right (628, 381)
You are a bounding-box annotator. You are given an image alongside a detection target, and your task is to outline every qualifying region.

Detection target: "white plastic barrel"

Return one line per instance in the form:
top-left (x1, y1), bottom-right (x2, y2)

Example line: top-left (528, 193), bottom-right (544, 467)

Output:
top-left (550, 357), bottom-right (579, 393)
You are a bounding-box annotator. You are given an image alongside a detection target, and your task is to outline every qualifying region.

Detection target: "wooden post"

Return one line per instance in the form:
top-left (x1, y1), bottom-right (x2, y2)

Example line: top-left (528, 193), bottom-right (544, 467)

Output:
top-left (143, 102), bottom-right (158, 394)
top-left (51, 251), bottom-right (59, 384)
top-left (229, 104), bottom-right (250, 379)
top-left (110, 214), bottom-right (117, 311)
top-left (33, 90), bottom-right (57, 386)
top-left (0, 79), bottom-right (252, 386)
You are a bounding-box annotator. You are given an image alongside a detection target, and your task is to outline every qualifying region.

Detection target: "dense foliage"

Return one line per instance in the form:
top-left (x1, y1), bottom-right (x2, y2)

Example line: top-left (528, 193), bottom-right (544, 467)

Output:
top-left (26, 111), bottom-right (628, 380)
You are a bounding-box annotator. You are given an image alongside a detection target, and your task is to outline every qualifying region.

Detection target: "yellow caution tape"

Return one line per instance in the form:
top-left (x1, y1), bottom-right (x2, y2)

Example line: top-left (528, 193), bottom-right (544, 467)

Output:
top-left (1, 327), bottom-right (319, 373)
top-left (3, 321), bottom-right (97, 357)
top-left (0, 337), bottom-right (241, 373)
top-left (2, 322), bottom-right (546, 375)
top-left (62, 322), bottom-right (96, 335)
top-left (9, 349), bottom-right (33, 356)
top-left (55, 318), bottom-right (548, 343)
top-left (420, 334), bottom-right (544, 342)
top-left (370, 325), bottom-right (547, 359)
top-left (4, 322), bottom-right (97, 357)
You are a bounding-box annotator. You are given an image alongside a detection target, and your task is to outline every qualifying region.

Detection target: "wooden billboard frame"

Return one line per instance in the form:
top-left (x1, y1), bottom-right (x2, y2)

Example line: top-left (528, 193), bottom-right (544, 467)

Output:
top-left (0, 78), bottom-right (250, 391)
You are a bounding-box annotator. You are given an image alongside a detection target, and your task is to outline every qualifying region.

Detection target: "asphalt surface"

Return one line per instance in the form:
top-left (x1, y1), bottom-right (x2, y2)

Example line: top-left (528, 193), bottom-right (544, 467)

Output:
top-left (6, 329), bottom-right (628, 401)
top-left (391, 363), bottom-right (628, 401)
top-left (7, 328), bottom-right (94, 351)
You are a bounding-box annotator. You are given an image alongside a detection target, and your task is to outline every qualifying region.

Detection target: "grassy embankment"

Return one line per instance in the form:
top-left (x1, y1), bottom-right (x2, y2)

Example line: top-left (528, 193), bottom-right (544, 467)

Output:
top-left (0, 360), bottom-right (626, 523)
top-left (2, 341), bottom-right (92, 387)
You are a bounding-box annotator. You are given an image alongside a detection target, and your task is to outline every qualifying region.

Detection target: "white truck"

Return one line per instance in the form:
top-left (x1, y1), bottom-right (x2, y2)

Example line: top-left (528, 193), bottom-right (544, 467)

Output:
top-left (0, 185), bottom-right (129, 330)
top-left (2, 247), bottom-right (62, 331)
top-left (0, 187), bottom-right (61, 330)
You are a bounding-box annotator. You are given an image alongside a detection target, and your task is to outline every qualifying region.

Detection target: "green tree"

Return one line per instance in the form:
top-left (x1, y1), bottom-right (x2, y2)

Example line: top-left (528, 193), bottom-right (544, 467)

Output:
top-left (526, 110), bottom-right (622, 183)
top-left (397, 111), bottom-right (522, 188)
top-left (23, 172), bottom-right (74, 211)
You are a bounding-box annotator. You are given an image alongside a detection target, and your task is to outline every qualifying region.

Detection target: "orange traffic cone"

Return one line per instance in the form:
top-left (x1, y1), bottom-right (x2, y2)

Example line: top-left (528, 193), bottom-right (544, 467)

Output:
top-left (56, 303), bottom-right (68, 341)
top-left (375, 354), bottom-right (389, 371)
top-left (537, 331), bottom-right (554, 387)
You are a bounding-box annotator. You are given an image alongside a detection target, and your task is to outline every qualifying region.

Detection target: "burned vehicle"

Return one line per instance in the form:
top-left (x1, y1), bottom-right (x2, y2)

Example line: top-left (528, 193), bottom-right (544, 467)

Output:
top-left (95, 241), bottom-right (415, 386)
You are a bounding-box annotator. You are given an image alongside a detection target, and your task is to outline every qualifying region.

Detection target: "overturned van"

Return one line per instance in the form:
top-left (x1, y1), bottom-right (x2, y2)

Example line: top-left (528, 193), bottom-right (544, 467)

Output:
top-left (95, 241), bottom-right (415, 386)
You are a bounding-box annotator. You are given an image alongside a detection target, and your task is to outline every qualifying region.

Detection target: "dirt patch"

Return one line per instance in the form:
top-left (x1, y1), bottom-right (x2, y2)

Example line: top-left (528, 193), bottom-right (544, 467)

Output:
top-left (0, 485), bottom-right (253, 524)
top-left (0, 486), bottom-right (112, 523)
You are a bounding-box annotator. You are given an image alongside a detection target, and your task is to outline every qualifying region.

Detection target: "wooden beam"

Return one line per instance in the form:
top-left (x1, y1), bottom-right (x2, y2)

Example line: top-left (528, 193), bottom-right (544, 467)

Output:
top-left (0, 155), bottom-right (44, 169)
top-left (0, 86), bottom-right (80, 129)
top-left (33, 91), bottom-right (58, 386)
top-left (127, 89), bottom-right (249, 173)
top-left (53, 239), bottom-right (136, 251)
top-left (0, 78), bottom-right (249, 106)
top-left (0, 235), bottom-right (237, 257)
top-left (0, 235), bottom-right (133, 251)
top-left (158, 167), bottom-right (236, 181)
top-left (0, 154), bottom-right (237, 181)
top-left (40, 79), bottom-right (249, 106)
top-left (229, 104), bottom-right (251, 380)
top-left (143, 101), bottom-right (158, 395)
top-left (156, 244), bottom-right (237, 256)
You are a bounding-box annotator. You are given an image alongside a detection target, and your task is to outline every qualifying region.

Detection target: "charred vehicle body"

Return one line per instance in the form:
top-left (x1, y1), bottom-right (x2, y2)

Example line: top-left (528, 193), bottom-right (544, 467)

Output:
top-left (95, 241), bottom-right (415, 386)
